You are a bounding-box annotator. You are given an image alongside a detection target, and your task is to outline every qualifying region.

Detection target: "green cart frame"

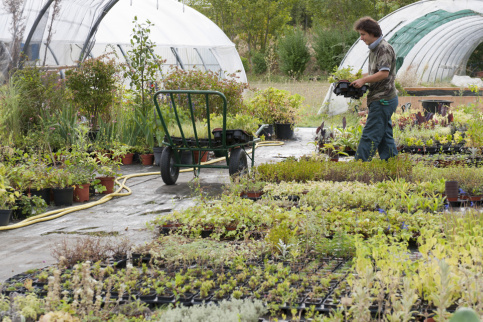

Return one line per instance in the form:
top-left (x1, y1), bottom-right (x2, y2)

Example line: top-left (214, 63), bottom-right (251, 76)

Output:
top-left (153, 90), bottom-right (260, 185)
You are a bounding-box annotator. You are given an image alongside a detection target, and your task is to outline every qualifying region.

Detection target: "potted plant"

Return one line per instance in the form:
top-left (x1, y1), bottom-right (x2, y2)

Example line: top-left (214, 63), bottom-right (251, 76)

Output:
top-left (66, 150), bottom-right (99, 202)
top-left (328, 66), bottom-right (367, 99)
top-left (111, 142), bottom-right (134, 165)
top-left (65, 55), bottom-right (119, 133)
top-left (94, 151), bottom-right (121, 194)
top-left (0, 164), bottom-right (19, 226)
top-left (247, 87), bottom-right (302, 140)
top-left (48, 167), bottom-right (75, 206)
top-left (320, 143), bottom-right (349, 161)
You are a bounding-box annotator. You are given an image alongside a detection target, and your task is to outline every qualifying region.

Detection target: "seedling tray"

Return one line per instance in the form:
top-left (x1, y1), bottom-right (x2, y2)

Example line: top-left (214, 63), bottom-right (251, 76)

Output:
top-left (333, 81), bottom-right (368, 99)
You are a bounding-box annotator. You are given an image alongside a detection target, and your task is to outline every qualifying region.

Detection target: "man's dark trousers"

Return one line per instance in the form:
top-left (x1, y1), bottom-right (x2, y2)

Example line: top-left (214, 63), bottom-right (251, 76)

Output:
top-left (355, 96), bottom-right (398, 161)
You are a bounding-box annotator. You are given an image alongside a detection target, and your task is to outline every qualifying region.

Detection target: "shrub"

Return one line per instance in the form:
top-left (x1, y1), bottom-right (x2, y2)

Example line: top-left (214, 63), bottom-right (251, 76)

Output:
top-left (163, 68), bottom-right (249, 118)
top-left (240, 56), bottom-right (250, 73)
top-left (9, 66), bottom-right (68, 134)
top-left (66, 55), bottom-right (119, 130)
top-left (247, 87), bottom-right (303, 124)
top-left (313, 26), bottom-right (359, 73)
top-left (251, 51), bottom-right (267, 75)
top-left (277, 28), bottom-right (310, 79)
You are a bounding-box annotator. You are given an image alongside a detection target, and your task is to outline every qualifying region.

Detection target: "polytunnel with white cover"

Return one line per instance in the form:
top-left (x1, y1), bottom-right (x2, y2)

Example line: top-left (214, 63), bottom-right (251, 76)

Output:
top-left (0, 0), bottom-right (246, 82)
top-left (322, 0), bottom-right (483, 115)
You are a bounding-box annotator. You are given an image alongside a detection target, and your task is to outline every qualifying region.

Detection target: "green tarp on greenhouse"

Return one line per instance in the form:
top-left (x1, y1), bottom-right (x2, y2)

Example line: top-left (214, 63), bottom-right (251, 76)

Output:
top-left (390, 9), bottom-right (480, 72)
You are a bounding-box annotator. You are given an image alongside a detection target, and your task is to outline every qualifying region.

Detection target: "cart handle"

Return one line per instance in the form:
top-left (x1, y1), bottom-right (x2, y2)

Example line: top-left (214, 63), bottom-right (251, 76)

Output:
top-left (153, 90), bottom-right (228, 148)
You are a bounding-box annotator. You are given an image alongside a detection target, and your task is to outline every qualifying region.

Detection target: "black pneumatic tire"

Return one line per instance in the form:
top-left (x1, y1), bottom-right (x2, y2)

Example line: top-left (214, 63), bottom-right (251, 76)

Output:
top-left (160, 147), bottom-right (180, 185)
top-left (229, 148), bottom-right (248, 177)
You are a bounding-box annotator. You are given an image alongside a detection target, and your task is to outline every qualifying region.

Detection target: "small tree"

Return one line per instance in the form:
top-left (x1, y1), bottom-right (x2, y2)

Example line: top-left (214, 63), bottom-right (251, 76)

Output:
top-left (66, 56), bottom-right (119, 130)
top-left (277, 28), bottom-right (310, 80)
top-left (42, 0), bottom-right (62, 66)
top-left (123, 16), bottom-right (163, 114)
top-left (2, 0), bottom-right (26, 78)
top-left (313, 26), bottom-right (358, 73)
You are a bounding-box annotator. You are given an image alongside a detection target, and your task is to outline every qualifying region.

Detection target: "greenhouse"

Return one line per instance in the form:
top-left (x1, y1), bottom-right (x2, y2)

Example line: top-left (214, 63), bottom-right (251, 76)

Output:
top-left (323, 0), bottom-right (483, 114)
top-left (0, 0), bottom-right (246, 82)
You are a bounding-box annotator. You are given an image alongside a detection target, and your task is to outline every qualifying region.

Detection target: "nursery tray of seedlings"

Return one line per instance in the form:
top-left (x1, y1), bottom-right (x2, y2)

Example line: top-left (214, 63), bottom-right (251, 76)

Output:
top-left (1, 255), bottom-right (455, 318)
top-left (332, 81), bottom-right (368, 99)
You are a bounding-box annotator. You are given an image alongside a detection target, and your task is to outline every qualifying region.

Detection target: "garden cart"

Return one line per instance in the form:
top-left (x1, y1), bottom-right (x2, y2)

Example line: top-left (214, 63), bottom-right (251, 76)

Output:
top-left (153, 90), bottom-right (260, 185)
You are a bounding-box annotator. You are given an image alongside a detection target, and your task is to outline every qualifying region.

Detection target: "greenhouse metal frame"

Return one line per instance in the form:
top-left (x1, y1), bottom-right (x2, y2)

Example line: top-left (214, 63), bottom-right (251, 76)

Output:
top-left (322, 0), bottom-right (483, 115)
top-left (0, 0), bottom-right (246, 82)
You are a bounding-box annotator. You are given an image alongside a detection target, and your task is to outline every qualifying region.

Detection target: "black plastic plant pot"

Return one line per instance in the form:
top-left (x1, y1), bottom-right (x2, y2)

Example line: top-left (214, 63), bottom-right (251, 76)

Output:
top-left (0, 209), bottom-right (12, 226)
top-left (30, 188), bottom-right (51, 205)
top-left (337, 81), bottom-right (350, 92)
top-left (421, 100), bottom-right (452, 115)
top-left (274, 123), bottom-right (294, 140)
top-left (52, 187), bottom-right (74, 206)
top-left (153, 146), bottom-right (164, 166)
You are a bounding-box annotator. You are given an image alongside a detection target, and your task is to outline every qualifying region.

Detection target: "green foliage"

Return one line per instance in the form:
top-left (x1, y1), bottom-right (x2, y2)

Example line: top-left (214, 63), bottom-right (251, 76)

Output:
top-left (308, 0), bottom-right (418, 28)
top-left (247, 87), bottom-right (304, 124)
top-left (240, 56), bottom-right (250, 73)
top-left (315, 230), bottom-right (356, 258)
top-left (255, 155), bottom-right (413, 183)
top-left (327, 65), bottom-right (362, 83)
top-left (190, 0), bottom-right (293, 53)
top-left (211, 113), bottom-right (262, 135)
top-left (0, 163), bottom-right (20, 209)
top-left (9, 66), bottom-right (68, 134)
top-left (164, 68), bottom-right (249, 117)
top-left (313, 27), bottom-right (359, 72)
top-left (277, 28), bottom-right (311, 79)
top-left (66, 55), bottom-right (119, 130)
top-left (0, 81), bottom-right (22, 145)
top-left (12, 194), bottom-right (47, 219)
top-left (251, 51), bottom-right (267, 75)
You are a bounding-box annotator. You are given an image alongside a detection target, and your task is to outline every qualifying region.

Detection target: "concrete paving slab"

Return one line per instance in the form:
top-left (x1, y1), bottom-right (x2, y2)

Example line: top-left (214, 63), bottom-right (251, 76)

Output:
top-left (0, 128), bottom-right (316, 282)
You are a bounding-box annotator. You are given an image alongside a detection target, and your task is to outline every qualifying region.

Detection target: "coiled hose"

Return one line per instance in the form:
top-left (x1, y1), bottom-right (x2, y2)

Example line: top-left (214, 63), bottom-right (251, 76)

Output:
top-left (0, 141), bottom-right (284, 231)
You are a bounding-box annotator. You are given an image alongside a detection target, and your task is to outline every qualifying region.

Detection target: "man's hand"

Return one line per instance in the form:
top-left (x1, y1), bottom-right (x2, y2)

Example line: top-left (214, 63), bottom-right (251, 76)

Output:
top-left (351, 78), bottom-right (366, 88)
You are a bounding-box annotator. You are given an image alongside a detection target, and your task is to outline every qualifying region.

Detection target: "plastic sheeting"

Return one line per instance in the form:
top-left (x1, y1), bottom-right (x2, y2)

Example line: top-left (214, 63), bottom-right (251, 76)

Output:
top-left (0, 0), bottom-right (246, 83)
top-left (322, 0), bottom-right (483, 115)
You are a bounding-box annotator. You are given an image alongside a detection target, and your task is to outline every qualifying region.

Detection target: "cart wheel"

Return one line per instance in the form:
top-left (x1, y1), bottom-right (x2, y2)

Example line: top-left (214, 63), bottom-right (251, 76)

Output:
top-left (229, 148), bottom-right (248, 177)
top-left (160, 147), bottom-right (179, 185)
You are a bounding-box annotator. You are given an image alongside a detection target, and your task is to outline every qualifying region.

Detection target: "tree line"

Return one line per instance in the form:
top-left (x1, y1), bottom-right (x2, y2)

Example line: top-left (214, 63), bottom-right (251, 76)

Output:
top-left (186, 0), bottom-right (419, 77)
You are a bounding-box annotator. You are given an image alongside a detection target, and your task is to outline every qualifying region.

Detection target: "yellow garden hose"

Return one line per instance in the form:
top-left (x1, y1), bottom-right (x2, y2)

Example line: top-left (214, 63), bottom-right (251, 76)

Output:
top-left (0, 140), bottom-right (284, 231)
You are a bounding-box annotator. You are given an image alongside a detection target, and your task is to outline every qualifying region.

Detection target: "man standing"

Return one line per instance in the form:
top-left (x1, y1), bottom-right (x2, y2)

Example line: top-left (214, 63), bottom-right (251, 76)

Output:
top-left (350, 17), bottom-right (398, 161)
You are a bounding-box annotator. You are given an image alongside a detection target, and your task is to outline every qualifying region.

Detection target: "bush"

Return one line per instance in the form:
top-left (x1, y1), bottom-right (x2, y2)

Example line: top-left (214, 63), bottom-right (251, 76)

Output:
top-left (240, 56), bottom-right (250, 73)
top-left (313, 26), bottom-right (359, 73)
top-left (66, 55), bottom-right (119, 130)
top-left (247, 87), bottom-right (303, 124)
top-left (10, 66), bottom-right (68, 133)
top-left (251, 51), bottom-right (267, 75)
top-left (163, 68), bottom-right (249, 118)
top-left (277, 28), bottom-right (310, 79)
